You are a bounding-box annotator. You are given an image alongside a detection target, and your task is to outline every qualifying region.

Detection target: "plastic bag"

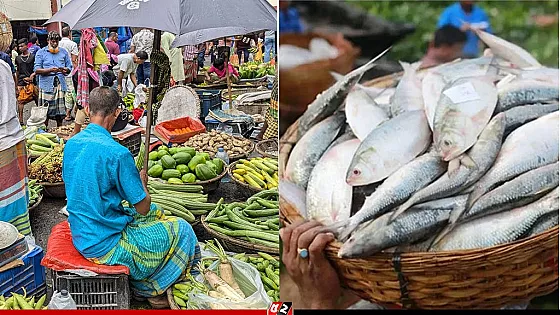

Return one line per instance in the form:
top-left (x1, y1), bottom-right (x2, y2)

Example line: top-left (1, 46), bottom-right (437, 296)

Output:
top-left (188, 258), bottom-right (272, 309)
top-left (134, 84), bottom-right (147, 108)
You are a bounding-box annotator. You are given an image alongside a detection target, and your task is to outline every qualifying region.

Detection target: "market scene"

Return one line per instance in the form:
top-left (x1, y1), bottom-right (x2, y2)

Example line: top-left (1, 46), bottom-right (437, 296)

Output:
top-left (0, 0), bottom-right (279, 310)
top-left (278, 0), bottom-right (559, 310)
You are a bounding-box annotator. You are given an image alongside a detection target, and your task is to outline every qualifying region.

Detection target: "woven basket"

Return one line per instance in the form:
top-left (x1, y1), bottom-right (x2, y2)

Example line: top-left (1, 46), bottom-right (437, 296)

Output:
top-left (200, 215), bottom-right (279, 255)
top-left (28, 194), bottom-right (43, 212)
top-left (255, 139), bottom-right (278, 159)
top-left (39, 182), bottom-right (66, 199)
top-left (149, 166), bottom-right (228, 194)
top-left (0, 13), bottom-right (12, 52)
top-left (228, 160), bottom-right (264, 195)
top-left (220, 87), bottom-right (267, 102)
top-left (279, 72), bottom-right (560, 309)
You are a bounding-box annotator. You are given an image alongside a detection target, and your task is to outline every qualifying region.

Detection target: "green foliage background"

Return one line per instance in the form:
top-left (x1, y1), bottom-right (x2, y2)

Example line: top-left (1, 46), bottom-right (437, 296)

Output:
top-left (349, 0), bottom-right (559, 67)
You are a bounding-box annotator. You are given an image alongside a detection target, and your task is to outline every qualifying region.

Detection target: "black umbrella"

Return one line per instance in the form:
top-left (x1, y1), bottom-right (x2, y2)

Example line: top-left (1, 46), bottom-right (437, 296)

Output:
top-left (46, 0), bottom-right (277, 172)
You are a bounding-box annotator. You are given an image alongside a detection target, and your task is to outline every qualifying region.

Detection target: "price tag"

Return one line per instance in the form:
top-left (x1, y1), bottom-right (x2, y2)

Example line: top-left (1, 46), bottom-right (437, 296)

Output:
top-left (443, 82), bottom-right (481, 104)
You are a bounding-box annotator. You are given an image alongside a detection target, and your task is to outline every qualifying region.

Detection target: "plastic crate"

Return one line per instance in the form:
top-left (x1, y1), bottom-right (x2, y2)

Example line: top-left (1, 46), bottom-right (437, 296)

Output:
top-left (114, 131), bottom-right (142, 157)
top-left (204, 118), bottom-right (254, 137)
top-left (51, 270), bottom-right (130, 310)
top-left (0, 246), bottom-right (46, 297)
top-left (196, 89), bottom-right (222, 119)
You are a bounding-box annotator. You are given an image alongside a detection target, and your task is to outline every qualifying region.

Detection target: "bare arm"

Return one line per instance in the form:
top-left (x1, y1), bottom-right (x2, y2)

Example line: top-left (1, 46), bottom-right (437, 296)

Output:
top-left (133, 169), bottom-right (151, 216)
top-left (130, 73), bottom-right (138, 87)
top-left (117, 70), bottom-right (125, 90)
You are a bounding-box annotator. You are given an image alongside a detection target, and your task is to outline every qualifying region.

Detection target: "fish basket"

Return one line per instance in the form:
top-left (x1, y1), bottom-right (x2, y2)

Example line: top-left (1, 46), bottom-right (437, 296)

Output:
top-left (200, 215), bottom-right (279, 255)
top-left (149, 166), bottom-right (228, 194)
top-left (279, 71), bottom-right (560, 308)
top-left (256, 139), bottom-right (278, 159)
top-left (220, 87), bottom-right (266, 102)
top-left (28, 193), bottom-right (43, 212)
top-left (39, 182), bottom-right (66, 199)
top-left (227, 160), bottom-right (265, 196)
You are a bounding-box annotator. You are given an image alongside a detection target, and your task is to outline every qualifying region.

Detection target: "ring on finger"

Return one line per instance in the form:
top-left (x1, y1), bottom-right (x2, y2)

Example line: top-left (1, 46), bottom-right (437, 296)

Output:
top-left (297, 248), bottom-right (309, 259)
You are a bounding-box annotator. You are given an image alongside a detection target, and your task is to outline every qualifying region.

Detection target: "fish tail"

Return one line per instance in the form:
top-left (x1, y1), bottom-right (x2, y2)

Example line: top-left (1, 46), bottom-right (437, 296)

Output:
top-left (466, 186), bottom-right (486, 210)
top-left (335, 220), bottom-right (359, 242)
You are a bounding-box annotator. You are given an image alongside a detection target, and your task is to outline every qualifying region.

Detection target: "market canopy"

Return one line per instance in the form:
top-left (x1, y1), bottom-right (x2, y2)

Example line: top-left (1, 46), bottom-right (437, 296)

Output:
top-left (46, 0), bottom-right (277, 39)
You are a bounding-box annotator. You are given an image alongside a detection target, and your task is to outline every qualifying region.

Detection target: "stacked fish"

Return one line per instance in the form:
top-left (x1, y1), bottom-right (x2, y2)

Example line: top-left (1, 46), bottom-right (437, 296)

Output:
top-left (282, 28), bottom-right (559, 258)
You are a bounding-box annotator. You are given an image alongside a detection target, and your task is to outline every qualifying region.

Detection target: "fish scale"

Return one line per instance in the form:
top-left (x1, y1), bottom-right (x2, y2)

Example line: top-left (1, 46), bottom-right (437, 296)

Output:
top-left (503, 103), bottom-right (559, 136)
top-left (528, 212), bottom-right (559, 237)
top-left (392, 113), bottom-right (506, 220)
top-left (467, 111), bottom-right (559, 208)
top-left (333, 151), bottom-right (446, 241)
top-left (496, 79), bottom-right (559, 113)
top-left (431, 188), bottom-right (558, 251)
top-left (285, 112), bottom-right (346, 190)
top-left (459, 162), bottom-right (559, 223)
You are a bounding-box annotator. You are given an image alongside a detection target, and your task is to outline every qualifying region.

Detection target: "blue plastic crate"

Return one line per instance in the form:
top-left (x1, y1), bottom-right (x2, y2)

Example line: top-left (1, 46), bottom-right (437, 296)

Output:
top-left (196, 90), bottom-right (222, 119)
top-left (0, 246), bottom-right (46, 297)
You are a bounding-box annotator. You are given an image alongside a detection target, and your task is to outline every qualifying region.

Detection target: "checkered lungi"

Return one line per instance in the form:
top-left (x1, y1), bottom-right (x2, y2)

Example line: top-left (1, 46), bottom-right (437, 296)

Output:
top-left (38, 78), bottom-right (67, 119)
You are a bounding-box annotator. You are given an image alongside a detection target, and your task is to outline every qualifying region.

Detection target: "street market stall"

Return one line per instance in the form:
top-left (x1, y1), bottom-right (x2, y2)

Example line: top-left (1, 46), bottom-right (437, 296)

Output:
top-left (279, 28), bottom-right (559, 310)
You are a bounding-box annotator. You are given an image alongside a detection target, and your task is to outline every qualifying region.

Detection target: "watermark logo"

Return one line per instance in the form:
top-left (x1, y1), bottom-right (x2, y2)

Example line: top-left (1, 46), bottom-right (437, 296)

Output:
top-left (119, 0), bottom-right (149, 10)
top-left (268, 302), bottom-right (293, 315)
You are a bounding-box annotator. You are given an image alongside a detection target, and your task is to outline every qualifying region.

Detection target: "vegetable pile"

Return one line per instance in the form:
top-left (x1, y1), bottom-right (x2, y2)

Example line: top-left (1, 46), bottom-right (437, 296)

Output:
top-left (232, 252), bottom-right (280, 302)
top-left (169, 127), bottom-right (194, 135)
top-left (122, 92), bottom-right (136, 110)
top-left (231, 158), bottom-right (278, 190)
top-left (147, 145), bottom-right (226, 184)
top-left (28, 180), bottom-right (43, 208)
top-left (238, 62), bottom-right (275, 80)
top-left (0, 291), bottom-right (47, 310)
top-left (146, 181), bottom-right (217, 223)
top-left (28, 144), bottom-right (64, 183)
top-left (180, 130), bottom-right (254, 158)
top-left (204, 189), bottom-right (279, 250)
top-left (26, 133), bottom-right (64, 158)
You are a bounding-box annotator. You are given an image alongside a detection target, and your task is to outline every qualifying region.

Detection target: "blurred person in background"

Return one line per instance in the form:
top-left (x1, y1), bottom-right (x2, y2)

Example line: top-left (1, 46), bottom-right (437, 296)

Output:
top-left (28, 36), bottom-right (41, 55)
top-left (59, 27), bottom-right (79, 122)
top-left (183, 45), bottom-right (198, 84)
top-left (15, 39), bottom-right (37, 124)
top-left (130, 28), bottom-right (154, 86)
top-left (235, 33), bottom-right (258, 64)
top-left (419, 25), bottom-right (467, 69)
top-left (437, 1), bottom-right (492, 58)
top-left (160, 32), bottom-right (185, 85)
top-left (279, 0), bottom-right (304, 34)
top-left (105, 32), bottom-right (121, 56)
top-left (264, 30), bottom-right (276, 63)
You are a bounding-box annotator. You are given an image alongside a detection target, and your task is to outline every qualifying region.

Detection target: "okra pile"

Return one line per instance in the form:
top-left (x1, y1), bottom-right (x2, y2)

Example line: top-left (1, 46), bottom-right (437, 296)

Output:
top-left (0, 291), bottom-right (47, 310)
top-left (28, 180), bottom-right (43, 208)
top-left (232, 252), bottom-right (280, 302)
top-left (147, 181), bottom-right (217, 223)
top-left (204, 188), bottom-right (279, 249)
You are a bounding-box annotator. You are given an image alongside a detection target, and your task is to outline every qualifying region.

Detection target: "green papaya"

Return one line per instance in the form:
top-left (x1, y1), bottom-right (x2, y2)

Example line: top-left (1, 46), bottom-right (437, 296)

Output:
top-left (196, 152), bottom-right (211, 161)
top-left (147, 164), bottom-right (164, 178)
top-left (182, 173), bottom-right (196, 183)
top-left (167, 178), bottom-right (184, 185)
top-left (177, 146), bottom-right (196, 157)
top-left (156, 160), bottom-right (163, 166)
top-left (195, 164), bottom-right (217, 181)
top-left (149, 151), bottom-right (159, 161)
top-left (176, 164), bottom-right (189, 175)
top-left (212, 158), bottom-right (224, 174)
top-left (162, 169), bottom-right (182, 180)
top-left (161, 155), bottom-right (177, 169)
top-left (205, 161), bottom-right (218, 173)
top-left (172, 152), bottom-right (192, 165)
top-left (158, 145), bottom-right (169, 152)
top-left (148, 160), bottom-right (155, 169)
top-left (157, 150), bottom-right (170, 159)
top-left (188, 155), bottom-right (206, 172)
top-left (169, 147), bottom-right (179, 155)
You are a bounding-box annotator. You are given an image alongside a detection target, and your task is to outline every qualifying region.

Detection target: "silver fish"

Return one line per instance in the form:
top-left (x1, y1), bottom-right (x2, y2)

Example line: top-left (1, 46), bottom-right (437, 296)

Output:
top-left (503, 103), bottom-right (559, 136)
top-left (393, 114), bottom-right (506, 220)
top-left (454, 162), bottom-right (559, 224)
top-left (433, 76), bottom-right (498, 162)
top-left (390, 61), bottom-right (424, 117)
top-left (422, 71), bottom-right (446, 131)
top-left (467, 111), bottom-right (559, 208)
top-left (527, 212), bottom-right (559, 237)
top-left (279, 179), bottom-right (307, 220)
top-left (435, 56), bottom-right (505, 81)
top-left (345, 88), bottom-right (389, 141)
top-left (471, 28), bottom-right (541, 68)
top-left (338, 207), bottom-right (451, 258)
top-left (496, 79), bottom-right (559, 113)
top-left (500, 67), bottom-right (559, 86)
top-left (298, 47), bottom-right (391, 138)
top-left (431, 188), bottom-right (558, 252)
top-left (334, 151), bottom-right (446, 241)
top-left (285, 112), bottom-right (346, 189)
top-left (346, 110), bottom-right (432, 186)
top-left (307, 139), bottom-right (361, 226)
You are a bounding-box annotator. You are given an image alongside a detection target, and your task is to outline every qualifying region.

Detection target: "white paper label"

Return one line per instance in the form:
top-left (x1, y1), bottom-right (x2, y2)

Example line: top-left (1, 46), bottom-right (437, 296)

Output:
top-left (443, 82), bottom-right (481, 104)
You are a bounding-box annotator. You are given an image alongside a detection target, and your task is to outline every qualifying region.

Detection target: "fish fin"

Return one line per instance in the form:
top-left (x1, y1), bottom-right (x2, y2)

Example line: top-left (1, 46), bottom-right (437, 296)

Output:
top-left (323, 220), bottom-right (351, 239)
top-left (356, 46), bottom-right (393, 74)
top-left (330, 71), bottom-right (344, 81)
top-left (336, 220), bottom-right (359, 242)
top-left (466, 186), bottom-right (485, 210)
top-left (460, 154), bottom-right (478, 170)
top-left (447, 159), bottom-right (461, 178)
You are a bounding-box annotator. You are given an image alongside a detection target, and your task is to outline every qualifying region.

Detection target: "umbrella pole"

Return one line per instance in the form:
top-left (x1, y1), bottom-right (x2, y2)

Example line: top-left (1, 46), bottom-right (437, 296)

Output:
top-left (225, 37), bottom-right (233, 109)
top-left (143, 29), bottom-right (162, 172)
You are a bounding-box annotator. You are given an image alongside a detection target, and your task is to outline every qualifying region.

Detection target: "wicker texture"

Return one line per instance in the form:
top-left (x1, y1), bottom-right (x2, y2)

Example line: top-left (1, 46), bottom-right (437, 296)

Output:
top-left (28, 194), bottom-right (43, 212)
top-left (256, 139), bottom-right (278, 159)
top-left (279, 71), bottom-right (560, 309)
top-left (0, 13), bottom-right (12, 52)
top-left (200, 215), bottom-right (279, 255)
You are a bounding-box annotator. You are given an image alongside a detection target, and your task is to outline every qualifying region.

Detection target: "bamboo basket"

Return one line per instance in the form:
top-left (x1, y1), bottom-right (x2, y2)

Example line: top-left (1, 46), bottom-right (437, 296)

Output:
top-left (255, 139), bottom-right (278, 159)
top-left (28, 194), bottom-right (43, 212)
top-left (200, 215), bottom-right (279, 255)
top-left (228, 160), bottom-right (265, 195)
top-left (279, 71), bottom-right (560, 309)
top-left (0, 13), bottom-right (12, 53)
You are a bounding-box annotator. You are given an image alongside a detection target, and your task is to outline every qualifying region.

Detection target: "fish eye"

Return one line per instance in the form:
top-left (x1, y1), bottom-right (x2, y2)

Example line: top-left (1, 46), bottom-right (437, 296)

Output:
top-left (353, 169), bottom-right (361, 176)
top-left (443, 139), bottom-right (452, 147)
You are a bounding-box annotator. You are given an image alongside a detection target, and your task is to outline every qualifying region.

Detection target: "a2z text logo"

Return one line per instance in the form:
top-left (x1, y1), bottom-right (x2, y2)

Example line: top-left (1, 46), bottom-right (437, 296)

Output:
top-left (268, 302), bottom-right (293, 315)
